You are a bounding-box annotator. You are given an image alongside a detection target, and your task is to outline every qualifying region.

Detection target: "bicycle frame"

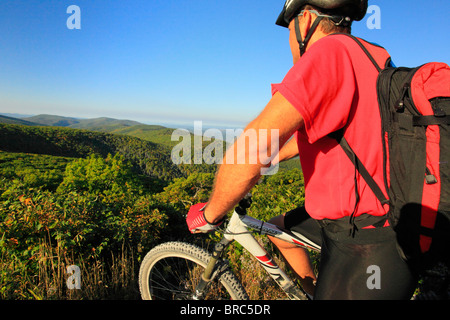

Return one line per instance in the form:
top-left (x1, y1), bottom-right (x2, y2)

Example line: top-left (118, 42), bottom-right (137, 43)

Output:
top-left (196, 207), bottom-right (321, 300)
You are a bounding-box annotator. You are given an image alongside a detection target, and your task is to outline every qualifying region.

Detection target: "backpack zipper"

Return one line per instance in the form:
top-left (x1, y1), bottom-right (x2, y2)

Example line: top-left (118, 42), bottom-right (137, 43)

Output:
top-left (395, 83), bottom-right (409, 112)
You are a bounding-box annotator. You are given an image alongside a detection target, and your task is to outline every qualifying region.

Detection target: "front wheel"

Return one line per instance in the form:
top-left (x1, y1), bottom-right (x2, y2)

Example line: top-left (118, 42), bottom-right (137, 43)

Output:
top-left (139, 241), bottom-right (248, 300)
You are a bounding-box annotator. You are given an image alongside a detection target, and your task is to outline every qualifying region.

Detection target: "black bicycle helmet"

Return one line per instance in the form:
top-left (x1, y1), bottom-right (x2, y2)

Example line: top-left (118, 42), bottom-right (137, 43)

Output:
top-left (276, 0), bottom-right (368, 28)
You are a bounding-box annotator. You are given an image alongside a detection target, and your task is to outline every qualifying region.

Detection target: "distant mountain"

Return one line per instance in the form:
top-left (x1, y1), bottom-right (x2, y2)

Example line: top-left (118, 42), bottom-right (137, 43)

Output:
top-left (0, 113), bottom-right (182, 150)
top-left (0, 113), bottom-right (35, 119)
top-left (10, 113), bottom-right (178, 146)
top-left (0, 115), bottom-right (43, 126)
top-left (70, 117), bottom-right (142, 132)
top-left (26, 114), bottom-right (81, 127)
top-left (23, 114), bottom-right (143, 130)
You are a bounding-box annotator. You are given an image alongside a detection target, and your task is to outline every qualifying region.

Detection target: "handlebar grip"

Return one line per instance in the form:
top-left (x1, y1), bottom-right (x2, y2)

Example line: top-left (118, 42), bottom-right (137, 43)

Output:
top-left (236, 194), bottom-right (252, 215)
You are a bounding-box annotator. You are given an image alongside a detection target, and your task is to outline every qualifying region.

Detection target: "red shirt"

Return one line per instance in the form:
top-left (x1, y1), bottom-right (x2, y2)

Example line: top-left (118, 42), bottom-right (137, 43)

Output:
top-left (272, 34), bottom-right (391, 221)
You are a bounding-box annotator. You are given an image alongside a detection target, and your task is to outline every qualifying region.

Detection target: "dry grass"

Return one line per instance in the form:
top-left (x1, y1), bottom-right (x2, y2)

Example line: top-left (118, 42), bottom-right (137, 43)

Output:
top-left (1, 239), bottom-right (140, 300)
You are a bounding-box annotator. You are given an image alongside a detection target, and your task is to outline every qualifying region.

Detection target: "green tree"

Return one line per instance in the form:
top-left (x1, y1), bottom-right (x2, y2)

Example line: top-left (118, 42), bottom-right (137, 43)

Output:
top-left (57, 153), bottom-right (139, 196)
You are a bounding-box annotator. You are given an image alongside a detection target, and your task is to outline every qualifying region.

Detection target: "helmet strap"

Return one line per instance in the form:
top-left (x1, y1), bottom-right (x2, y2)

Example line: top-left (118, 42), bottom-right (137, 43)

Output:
top-left (294, 15), bottom-right (324, 57)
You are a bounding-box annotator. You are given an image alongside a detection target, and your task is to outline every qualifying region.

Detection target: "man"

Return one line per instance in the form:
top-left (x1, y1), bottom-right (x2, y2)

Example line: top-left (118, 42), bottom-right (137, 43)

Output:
top-left (186, 0), bottom-right (418, 299)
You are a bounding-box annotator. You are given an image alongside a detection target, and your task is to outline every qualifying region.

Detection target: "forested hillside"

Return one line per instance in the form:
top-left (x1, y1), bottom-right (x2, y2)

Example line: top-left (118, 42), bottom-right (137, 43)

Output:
top-left (0, 123), bottom-right (184, 183)
top-left (0, 120), bottom-right (306, 300)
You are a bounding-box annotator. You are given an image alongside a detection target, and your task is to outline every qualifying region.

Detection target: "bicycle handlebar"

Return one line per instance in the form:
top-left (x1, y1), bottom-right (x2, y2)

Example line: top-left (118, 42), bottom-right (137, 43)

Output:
top-left (236, 194), bottom-right (252, 216)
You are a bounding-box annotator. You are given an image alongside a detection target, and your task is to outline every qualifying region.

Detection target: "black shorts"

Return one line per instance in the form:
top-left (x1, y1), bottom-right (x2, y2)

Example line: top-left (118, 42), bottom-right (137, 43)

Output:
top-left (284, 207), bottom-right (418, 300)
top-left (284, 206), bottom-right (322, 245)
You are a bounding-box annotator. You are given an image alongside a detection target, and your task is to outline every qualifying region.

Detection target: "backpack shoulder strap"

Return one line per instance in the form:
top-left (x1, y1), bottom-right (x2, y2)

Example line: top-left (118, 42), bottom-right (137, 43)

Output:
top-left (329, 129), bottom-right (389, 206)
top-left (327, 34), bottom-right (391, 208)
top-left (346, 35), bottom-right (383, 72)
top-left (329, 33), bottom-right (391, 73)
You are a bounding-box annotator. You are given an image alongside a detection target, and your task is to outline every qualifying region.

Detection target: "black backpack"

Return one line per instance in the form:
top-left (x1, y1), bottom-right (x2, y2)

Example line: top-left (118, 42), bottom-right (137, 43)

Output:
top-left (332, 35), bottom-right (450, 272)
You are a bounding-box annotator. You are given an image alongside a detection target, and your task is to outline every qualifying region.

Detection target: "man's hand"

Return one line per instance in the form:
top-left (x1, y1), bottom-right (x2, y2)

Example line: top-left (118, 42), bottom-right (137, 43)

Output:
top-left (186, 203), bottom-right (223, 234)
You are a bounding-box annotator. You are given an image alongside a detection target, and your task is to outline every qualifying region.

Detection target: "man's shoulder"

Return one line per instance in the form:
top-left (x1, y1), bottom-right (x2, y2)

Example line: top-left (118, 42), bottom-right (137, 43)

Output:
top-left (303, 34), bottom-right (360, 65)
top-left (307, 34), bottom-right (362, 58)
top-left (313, 34), bottom-right (351, 50)
top-left (312, 34), bottom-right (391, 68)
top-left (317, 34), bottom-right (386, 51)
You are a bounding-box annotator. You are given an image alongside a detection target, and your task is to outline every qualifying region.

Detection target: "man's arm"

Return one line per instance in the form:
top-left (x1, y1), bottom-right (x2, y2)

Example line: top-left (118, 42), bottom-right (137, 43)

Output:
top-left (204, 92), bottom-right (304, 224)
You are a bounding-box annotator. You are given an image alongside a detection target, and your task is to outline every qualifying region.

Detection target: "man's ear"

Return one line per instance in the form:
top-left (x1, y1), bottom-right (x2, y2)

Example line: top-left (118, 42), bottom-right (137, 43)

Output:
top-left (299, 10), bottom-right (313, 41)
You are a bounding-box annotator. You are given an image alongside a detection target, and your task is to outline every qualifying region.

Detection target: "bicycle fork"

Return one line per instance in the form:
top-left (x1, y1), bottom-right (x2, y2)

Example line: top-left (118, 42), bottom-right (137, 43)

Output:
top-left (192, 237), bottom-right (232, 300)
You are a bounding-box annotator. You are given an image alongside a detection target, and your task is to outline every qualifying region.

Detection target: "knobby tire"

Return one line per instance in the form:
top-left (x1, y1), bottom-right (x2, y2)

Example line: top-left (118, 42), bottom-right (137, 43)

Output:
top-left (139, 241), bottom-right (248, 300)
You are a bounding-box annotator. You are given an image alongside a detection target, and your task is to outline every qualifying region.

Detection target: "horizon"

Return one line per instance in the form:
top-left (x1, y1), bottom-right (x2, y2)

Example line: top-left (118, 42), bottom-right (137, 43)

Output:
top-left (0, 112), bottom-right (245, 131)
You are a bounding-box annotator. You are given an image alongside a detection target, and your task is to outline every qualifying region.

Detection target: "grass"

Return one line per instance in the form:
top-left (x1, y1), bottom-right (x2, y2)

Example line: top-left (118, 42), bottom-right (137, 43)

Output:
top-left (1, 238), bottom-right (140, 300)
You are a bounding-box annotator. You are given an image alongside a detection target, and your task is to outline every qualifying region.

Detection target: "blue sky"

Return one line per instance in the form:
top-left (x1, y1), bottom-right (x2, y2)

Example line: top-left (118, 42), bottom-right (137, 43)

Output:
top-left (0, 0), bottom-right (448, 128)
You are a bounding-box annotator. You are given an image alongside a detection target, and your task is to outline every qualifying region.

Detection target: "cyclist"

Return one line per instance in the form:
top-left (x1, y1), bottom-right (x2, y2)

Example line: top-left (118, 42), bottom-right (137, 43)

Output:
top-left (187, 0), bottom-right (419, 299)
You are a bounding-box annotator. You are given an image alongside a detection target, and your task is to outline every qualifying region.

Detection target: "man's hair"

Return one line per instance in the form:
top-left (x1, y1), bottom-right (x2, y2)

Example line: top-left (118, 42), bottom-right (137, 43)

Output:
top-left (304, 5), bottom-right (352, 34)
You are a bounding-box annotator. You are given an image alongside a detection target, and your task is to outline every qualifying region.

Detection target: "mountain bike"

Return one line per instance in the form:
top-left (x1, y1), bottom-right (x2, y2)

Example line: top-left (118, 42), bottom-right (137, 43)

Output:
top-left (138, 195), bottom-right (321, 300)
